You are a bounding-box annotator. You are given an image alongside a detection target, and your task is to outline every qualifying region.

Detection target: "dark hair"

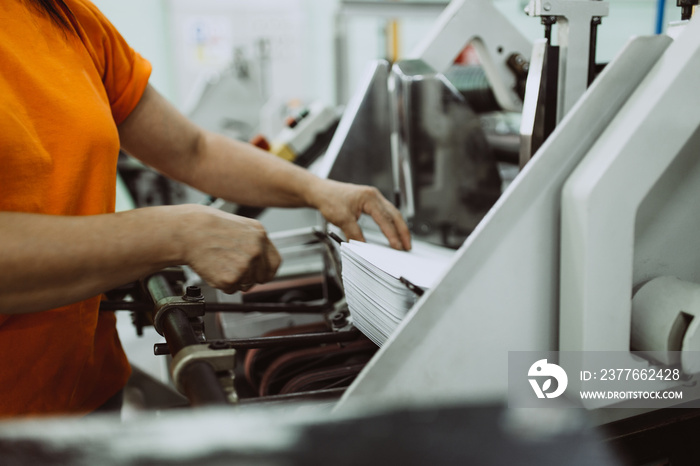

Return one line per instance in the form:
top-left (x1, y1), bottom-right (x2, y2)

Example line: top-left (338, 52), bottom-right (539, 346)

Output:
top-left (28, 0), bottom-right (74, 30)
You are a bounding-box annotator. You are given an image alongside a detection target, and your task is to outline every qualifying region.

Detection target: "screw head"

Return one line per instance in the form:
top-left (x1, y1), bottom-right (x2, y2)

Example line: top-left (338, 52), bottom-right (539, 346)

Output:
top-left (209, 341), bottom-right (229, 350)
top-left (185, 286), bottom-right (202, 298)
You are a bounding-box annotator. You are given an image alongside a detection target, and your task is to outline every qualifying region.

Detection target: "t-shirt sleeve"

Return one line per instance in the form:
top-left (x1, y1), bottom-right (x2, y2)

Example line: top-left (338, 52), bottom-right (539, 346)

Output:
top-left (67, 0), bottom-right (152, 125)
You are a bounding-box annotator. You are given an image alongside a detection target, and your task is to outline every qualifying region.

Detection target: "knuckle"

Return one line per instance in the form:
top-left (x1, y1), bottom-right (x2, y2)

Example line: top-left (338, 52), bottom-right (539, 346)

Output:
top-left (364, 186), bottom-right (381, 200)
top-left (363, 186), bottom-right (379, 196)
top-left (248, 243), bottom-right (263, 259)
top-left (272, 250), bottom-right (282, 269)
top-left (249, 220), bottom-right (266, 234)
top-left (219, 271), bottom-right (240, 286)
top-left (381, 208), bottom-right (395, 221)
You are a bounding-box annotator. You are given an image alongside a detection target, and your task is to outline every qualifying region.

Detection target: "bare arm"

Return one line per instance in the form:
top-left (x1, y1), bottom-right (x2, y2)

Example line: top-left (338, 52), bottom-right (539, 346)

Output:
top-left (118, 85), bottom-right (411, 250)
top-left (0, 85), bottom-right (409, 314)
top-left (0, 205), bottom-right (280, 314)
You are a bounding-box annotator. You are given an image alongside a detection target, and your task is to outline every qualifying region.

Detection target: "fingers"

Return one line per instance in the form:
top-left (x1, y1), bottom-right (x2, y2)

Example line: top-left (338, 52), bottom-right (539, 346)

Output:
top-left (184, 207), bottom-right (282, 294)
top-left (315, 183), bottom-right (412, 250)
top-left (339, 218), bottom-right (366, 244)
top-left (395, 211), bottom-right (412, 251)
top-left (251, 236), bottom-right (281, 284)
top-left (233, 236), bottom-right (281, 293)
top-left (218, 245), bottom-right (280, 294)
top-left (363, 193), bottom-right (412, 251)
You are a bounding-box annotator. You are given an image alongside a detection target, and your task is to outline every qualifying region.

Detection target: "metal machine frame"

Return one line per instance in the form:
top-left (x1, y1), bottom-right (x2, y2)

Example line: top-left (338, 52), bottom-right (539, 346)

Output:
top-left (335, 19), bottom-right (700, 418)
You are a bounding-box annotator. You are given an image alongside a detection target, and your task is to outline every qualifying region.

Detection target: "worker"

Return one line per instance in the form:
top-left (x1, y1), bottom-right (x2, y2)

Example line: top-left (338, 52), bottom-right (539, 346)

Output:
top-left (0, 0), bottom-right (411, 417)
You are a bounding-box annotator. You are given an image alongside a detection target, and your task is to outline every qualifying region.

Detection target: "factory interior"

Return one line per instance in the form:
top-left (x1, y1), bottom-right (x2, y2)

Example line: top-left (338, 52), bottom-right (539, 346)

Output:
top-left (6, 0), bottom-right (700, 464)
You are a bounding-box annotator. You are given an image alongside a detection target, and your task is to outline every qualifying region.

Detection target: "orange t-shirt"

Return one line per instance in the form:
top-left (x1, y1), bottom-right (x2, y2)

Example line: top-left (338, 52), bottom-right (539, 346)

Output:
top-left (0, 0), bottom-right (152, 415)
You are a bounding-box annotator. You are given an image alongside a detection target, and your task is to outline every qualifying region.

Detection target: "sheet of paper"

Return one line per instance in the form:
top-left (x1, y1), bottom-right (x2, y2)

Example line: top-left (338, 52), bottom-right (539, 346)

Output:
top-left (340, 240), bottom-right (454, 345)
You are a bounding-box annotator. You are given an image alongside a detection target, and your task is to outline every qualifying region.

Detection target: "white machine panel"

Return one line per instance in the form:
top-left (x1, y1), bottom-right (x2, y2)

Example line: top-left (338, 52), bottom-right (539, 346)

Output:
top-left (335, 33), bottom-right (672, 413)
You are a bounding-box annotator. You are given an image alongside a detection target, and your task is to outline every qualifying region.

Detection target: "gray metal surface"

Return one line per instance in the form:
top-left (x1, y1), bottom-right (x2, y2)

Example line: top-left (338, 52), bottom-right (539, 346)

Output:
top-left (519, 38), bottom-right (547, 167)
top-left (412, 0), bottom-right (532, 111)
top-left (558, 18), bottom-right (700, 407)
top-left (390, 59), bottom-right (501, 243)
top-left (318, 60), bottom-right (394, 201)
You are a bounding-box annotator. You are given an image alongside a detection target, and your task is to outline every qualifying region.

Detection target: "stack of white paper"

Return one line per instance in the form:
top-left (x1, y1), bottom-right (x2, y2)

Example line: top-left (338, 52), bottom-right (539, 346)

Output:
top-left (340, 240), bottom-right (454, 346)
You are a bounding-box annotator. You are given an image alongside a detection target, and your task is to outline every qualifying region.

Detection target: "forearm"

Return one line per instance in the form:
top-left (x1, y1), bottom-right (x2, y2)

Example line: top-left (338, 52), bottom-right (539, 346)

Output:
top-left (184, 131), bottom-right (322, 208)
top-left (0, 208), bottom-right (181, 314)
top-left (118, 84), bottom-right (411, 250)
top-left (118, 85), bottom-right (322, 209)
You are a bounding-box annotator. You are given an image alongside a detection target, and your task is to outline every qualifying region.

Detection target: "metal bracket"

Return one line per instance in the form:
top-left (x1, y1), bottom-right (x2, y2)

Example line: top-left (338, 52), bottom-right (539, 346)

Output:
top-left (411, 0), bottom-right (532, 112)
top-left (153, 296), bottom-right (205, 336)
top-left (525, 0), bottom-right (609, 121)
top-left (170, 345), bottom-right (237, 403)
top-left (678, 0), bottom-right (699, 21)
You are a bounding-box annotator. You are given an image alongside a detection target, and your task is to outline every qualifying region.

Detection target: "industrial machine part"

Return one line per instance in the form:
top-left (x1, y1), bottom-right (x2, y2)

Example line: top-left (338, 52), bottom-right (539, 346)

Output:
top-left (147, 279), bottom-right (232, 406)
top-left (318, 0), bottom-right (535, 248)
top-left (559, 14), bottom-right (700, 409)
top-left (390, 59), bottom-right (501, 244)
top-left (0, 405), bottom-right (623, 466)
top-left (524, 0), bottom-right (609, 122)
top-left (411, 0), bottom-right (532, 112)
top-left (519, 38), bottom-right (559, 167)
top-left (319, 60), bottom-right (395, 201)
top-left (335, 21), bottom-right (700, 417)
top-left (631, 276), bottom-right (700, 374)
top-left (103, 228), bottom-right (373, 407)
top-left (267, 102), bottom-right (340, 166)
top-left (678, 0), bottom-right (700, 21)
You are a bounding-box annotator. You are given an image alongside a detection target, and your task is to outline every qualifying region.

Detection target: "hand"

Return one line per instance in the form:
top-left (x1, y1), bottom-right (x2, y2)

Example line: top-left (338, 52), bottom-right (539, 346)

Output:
top-left (308, 179), bottom-right (412, 250)
top-left (176, 205), bottom-right (281, 293)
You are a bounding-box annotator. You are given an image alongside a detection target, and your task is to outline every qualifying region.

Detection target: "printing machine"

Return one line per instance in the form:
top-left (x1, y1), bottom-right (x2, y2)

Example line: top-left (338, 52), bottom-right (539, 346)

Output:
top-left (5, 0), bottom-right (700, 464)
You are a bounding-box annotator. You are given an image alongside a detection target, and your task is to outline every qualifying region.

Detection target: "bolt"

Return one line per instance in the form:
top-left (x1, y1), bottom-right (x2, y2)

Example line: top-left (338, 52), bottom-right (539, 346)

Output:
top-left (331, 313), bottom-right (348, 327)
top-left (544, 3), bottom-right (551, 11)
top-left (183, 286), bottom-right (204, 302)
top-left (209, 341), bottom-right (229, 350)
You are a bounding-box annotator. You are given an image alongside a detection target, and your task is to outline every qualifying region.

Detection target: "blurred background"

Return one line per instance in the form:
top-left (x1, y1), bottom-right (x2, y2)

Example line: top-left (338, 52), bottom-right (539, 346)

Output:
top-left (94, 0), bottom-right (679, 118)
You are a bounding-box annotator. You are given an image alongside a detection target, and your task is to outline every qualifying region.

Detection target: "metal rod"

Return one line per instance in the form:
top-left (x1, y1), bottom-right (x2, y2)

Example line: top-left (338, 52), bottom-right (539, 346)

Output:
top-left (101, 300), bottom-right (333, 314)
top-left (160, 307), bottom-right (228, 406)
top-left (161, 307), bottom-right (200, 356)
top-left (146, 274), bottom-right (176, 304)
top-left (180, 361), bottom-right (229, 406)
top-left (237, 387), bottom-right (346, 405)
top-left (206, 302), bottom-right (331, 314)
top-left (588, 17), bottom-right (602, 86)
top-left (154, 328), bottom-right (362, 356)
top-left (217, 328), bottom-right (361, 349)
top-left (541, 16), bottom-right (555, 43)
